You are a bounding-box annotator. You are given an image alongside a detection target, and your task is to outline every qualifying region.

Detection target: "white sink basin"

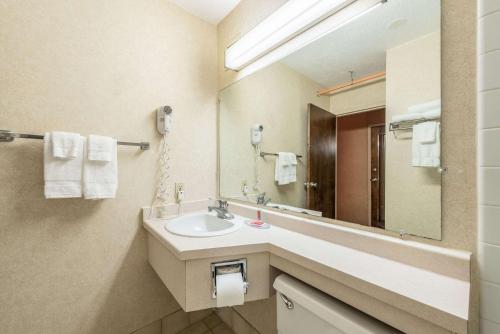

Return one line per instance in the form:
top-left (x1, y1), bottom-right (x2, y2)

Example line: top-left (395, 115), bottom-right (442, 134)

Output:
top-left (164, 212), bottom-right (243, 237)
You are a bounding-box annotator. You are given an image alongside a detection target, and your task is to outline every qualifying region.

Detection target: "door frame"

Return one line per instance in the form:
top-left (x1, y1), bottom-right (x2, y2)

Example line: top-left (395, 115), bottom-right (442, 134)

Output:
top-left (334, 106), bottom-right (386, 224)
top-left (368, 122), bottom-right (386, 226)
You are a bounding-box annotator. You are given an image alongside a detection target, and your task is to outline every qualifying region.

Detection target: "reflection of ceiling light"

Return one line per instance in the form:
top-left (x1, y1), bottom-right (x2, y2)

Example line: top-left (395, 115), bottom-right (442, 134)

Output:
top-left (225, 0), bottom-right (386, 72)
top-left (387, 18), bottom-right (407, 30)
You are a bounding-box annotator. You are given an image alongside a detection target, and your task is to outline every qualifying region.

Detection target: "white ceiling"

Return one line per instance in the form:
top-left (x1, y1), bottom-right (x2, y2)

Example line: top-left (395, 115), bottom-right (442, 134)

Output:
top-left (169, 0), bottom-right (241, 24)
top-left (280, 0), bottom-right (441, 87)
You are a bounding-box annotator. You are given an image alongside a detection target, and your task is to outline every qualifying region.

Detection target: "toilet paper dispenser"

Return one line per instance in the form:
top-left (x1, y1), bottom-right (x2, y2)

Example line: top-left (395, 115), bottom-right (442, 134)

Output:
top-left (211, 259), bottom-right (249, 299)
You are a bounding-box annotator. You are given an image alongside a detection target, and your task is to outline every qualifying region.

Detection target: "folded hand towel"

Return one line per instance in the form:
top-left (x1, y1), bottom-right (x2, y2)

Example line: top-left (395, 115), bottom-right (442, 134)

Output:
top-left (393, 100), bottom-right (441, 124)
top-left (422, 108), bottom-right (441, 120)
top-left (415, 121), bottom-right (437, 143)
top-left (391, 113), bottom-right (425, 123)
top-left (412, 122), bottom-right (440, 167)
top-left (275, 152), bottom-right (297, 185)
top-left (408, 99), bottom-right (441, 114)
top-left (44, 133), bottom-right (84, 198)
top-left (83, 138), bottom-right (118, 199)
top-left (51, 131), bottom-right (81, 159)
top-left (286, 153), bottom-right (297, 183)
top-left (88, 134), bottom-right (114, 161)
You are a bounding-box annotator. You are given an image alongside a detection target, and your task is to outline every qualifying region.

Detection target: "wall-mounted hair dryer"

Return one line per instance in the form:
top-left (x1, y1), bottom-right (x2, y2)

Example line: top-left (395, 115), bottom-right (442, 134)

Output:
top-left (251, 124), bottom-right (263, 145)
top-left (157, 106), bottom-right (172, 135)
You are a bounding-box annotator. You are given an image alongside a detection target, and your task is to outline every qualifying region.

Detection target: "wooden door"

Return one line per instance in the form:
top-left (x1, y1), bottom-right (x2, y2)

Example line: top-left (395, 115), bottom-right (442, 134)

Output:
top-left (307, 104), bottom-right (336, 219)
top-left (370, 125), bottom-right (385, 228)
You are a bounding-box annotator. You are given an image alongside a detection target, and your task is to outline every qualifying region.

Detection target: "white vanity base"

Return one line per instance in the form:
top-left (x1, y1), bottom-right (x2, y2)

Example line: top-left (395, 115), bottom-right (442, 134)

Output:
top-left (143, 200), bottom-right (470, 334)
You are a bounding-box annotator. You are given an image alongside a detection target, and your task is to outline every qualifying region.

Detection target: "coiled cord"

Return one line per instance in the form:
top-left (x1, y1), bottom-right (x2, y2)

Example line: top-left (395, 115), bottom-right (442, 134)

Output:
top-left (150, 133), bottom-right (171, 218)
top-left (253, 143), bottom-right (261, 192)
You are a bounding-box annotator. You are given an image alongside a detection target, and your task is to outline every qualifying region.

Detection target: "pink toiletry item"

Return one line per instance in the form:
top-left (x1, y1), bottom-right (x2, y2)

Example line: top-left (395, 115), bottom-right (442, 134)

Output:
top-left (249, 219), bottom-right (264, 226)
top-left (246, 210), bottom-right (271, 229)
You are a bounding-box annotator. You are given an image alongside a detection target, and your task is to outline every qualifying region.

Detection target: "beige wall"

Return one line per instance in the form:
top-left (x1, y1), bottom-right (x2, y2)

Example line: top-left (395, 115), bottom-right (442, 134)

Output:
top-left (0, 1), bottom-right (217, 333)
top-left (219, 62), bottom-right (329, 207)
top-left (218, 0), bottom-right (478, 332)
top-left (385, 31), bottom-right (442, 240)
top-left (330, 80), bottom-right (386, 115)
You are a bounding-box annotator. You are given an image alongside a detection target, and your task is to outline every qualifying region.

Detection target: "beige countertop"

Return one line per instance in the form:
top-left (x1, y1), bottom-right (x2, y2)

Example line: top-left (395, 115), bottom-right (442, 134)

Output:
top-left (143, 203), bottom-right (471, 334)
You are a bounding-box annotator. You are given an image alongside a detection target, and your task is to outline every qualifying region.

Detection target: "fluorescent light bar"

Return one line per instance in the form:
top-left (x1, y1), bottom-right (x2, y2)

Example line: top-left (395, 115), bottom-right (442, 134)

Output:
top-left (225, 0), bottom-right (384, 72)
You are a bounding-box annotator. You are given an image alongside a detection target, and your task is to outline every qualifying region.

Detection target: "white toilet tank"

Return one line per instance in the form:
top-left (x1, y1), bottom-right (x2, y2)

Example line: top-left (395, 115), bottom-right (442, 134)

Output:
top-left (273, 274), bottom-right (400, 334)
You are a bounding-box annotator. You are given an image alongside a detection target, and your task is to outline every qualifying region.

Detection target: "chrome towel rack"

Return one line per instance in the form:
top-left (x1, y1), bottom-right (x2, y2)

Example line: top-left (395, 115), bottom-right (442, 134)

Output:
top-left (0, 130), bottom-right (150, 150)
top-left (260, 151), bottom-right (303, 158)
top-left (389, 117), bottom-right (440, 132)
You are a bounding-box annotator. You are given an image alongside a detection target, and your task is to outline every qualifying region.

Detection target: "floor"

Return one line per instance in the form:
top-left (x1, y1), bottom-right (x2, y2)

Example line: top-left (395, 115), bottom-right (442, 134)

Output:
top-left (177, 312), bottom-right (235, 334)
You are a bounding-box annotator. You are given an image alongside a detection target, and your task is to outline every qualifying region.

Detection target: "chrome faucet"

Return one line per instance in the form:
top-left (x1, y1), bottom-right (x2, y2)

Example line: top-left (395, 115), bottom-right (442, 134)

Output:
top-left (208, 200), bottom-right (234, 220)
top-left (256, 192), bottom-right (271, 205)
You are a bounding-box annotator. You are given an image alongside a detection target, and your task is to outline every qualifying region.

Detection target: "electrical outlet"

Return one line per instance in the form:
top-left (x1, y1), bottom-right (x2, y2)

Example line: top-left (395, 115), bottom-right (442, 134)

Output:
top-left (175, 183), bottom-right (185, 202)
top-left (241, 181), bottom-right (249, 195)
top-left (175, 183), bottom-right (184, 194)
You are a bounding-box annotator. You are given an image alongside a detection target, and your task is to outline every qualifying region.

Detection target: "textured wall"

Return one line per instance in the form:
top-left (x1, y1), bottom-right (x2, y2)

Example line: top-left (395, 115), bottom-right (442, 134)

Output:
top-left (0, 1), bottom-right (217, 333)
top-left (218, 0), bottom-right (478, 332)
top-left (478, 0), bottom-right (500, 333)
top-left (219, 62), bottom-right (329, 207)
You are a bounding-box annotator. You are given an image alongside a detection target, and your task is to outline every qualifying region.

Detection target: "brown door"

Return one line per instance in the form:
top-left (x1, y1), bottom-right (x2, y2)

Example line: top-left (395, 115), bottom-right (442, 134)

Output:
top-left (370, 125), bottom-right (385, 228)
top-left (307, 104), bottom-right (336, 219)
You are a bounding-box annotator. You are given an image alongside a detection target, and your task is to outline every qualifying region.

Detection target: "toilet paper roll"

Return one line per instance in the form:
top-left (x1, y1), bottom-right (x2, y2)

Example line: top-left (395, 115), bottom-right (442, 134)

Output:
top-left (216, 272), bottom-right (245, 307)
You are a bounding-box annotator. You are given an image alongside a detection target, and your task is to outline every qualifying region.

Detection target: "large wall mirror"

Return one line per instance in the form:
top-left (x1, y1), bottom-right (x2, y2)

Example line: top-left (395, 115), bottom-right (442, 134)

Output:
top-left (219, 0), bottom-right (442, 240)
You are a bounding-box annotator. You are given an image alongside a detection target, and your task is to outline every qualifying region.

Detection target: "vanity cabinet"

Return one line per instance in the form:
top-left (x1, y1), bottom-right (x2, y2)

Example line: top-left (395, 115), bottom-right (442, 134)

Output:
top-left (148, 233), bottom-right (271, 311)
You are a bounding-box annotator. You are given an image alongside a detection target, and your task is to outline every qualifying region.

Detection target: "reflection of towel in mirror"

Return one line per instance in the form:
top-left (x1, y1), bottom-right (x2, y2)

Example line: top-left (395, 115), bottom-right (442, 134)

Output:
top-left (392, 99), bottom-right (441, 123)
top-left (275, 152), bottom-right (297, 185)
top-left (412, 121), bottom-right (440, 167)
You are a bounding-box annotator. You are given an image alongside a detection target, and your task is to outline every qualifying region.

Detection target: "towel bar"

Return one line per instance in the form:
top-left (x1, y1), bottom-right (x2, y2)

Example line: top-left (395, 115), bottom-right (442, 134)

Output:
top-left (260, 152), bottom-right (302, 158)
top-left (0, 130), bottom-right (150, 150)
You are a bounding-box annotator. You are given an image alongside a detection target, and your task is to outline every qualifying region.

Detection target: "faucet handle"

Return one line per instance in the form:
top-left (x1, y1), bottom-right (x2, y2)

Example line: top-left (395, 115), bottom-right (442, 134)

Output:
top-left (217, 200), bottom-right (229, 210)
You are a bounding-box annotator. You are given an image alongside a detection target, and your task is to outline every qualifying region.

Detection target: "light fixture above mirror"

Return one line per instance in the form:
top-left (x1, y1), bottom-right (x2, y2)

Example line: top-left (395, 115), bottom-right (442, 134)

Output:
top-left (225, 0), bottom-right (386, 74)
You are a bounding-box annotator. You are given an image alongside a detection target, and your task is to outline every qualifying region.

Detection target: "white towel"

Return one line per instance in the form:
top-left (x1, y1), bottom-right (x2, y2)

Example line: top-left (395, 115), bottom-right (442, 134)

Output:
top-left (422, 108), bottom-right (441, 120)
top-left (83, 138), bottom-right (118, 199)
top-left (51, 131), bottom-right (81, 159)
top-left (44, 133), bottom-right (84, 198)
top-left (408, 99), bottom-right (441, 114)
top-left (391, 113), bottom-right (425, 123)
top-left (412, 122), bottom-right (440, 167)
top-left (415, 121), bottom-right (437, 143)
top-left (392, 100), bottom-right (441, 123)
top-left (88, 134), bottom-right (114, 162)
top-left (287, 153), bottom-right (297, 183)
top-left (275, 152), bottom-right (297, 185)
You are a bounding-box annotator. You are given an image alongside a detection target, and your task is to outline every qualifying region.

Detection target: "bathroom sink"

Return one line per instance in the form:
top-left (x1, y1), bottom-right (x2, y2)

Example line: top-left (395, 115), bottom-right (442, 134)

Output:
top-left (164, 212), bottom-right (242, 237)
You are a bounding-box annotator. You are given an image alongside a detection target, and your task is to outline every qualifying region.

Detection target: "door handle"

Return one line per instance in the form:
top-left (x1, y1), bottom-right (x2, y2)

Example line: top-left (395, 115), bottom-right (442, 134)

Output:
top-left (370, 178), bottom-right (378, 182)
top-left (304, 182), bottom-right (318, 189)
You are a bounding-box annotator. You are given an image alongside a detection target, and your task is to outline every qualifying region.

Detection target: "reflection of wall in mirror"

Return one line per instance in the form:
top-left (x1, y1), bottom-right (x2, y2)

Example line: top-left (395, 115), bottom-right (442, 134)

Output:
top-left (219, 62), bottom-right (329, 207)
top-left (385, 31), bottom-right (441, 240)
top-left (330, 80), bottom-right (386, 115)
